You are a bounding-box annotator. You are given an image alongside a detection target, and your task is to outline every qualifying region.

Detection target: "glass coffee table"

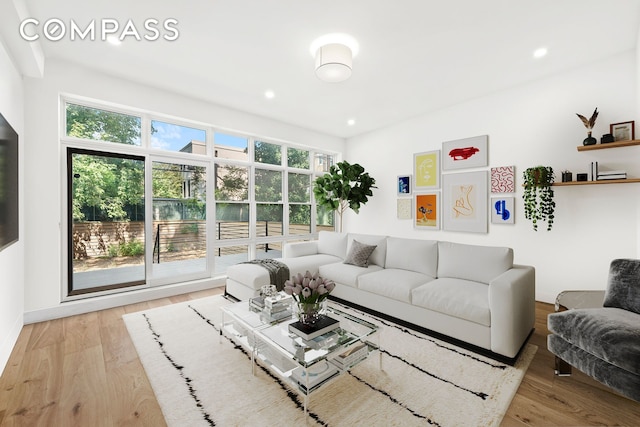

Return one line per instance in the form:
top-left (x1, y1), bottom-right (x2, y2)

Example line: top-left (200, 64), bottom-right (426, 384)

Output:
top-left (220, 300), bottom-right (380, 418)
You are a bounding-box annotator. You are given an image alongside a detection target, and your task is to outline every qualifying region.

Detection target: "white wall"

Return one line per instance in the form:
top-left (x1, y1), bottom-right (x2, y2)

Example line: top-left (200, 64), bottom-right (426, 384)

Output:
top-left (0, 40), bottom-right (25, 375)
top-left (22, 59), bottom-right (344, 317)
top-left (346, 50), bottom-right (639, 303)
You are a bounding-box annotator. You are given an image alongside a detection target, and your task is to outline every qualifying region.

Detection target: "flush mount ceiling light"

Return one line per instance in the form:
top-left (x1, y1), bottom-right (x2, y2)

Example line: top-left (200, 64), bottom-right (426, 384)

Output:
top-left (533, 47), bottom-right (548, 58)
top-left (310, 33), bottom-right (359, 83)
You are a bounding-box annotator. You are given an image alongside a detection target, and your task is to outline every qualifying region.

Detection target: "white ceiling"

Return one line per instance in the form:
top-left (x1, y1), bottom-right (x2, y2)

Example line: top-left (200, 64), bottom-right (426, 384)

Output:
top-left (22, 0), bottom-right (640, 138)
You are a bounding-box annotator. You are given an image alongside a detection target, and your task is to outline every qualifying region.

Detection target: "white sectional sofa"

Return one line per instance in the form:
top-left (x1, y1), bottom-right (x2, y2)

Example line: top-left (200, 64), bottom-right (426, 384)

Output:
top-left (225, 231), bottom-right (535, 361)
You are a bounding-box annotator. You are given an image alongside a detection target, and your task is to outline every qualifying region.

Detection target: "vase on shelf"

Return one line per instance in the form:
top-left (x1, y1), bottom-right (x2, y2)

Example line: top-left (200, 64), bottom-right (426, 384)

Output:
top-left (296, 300), bottom-right (326, 326)
top-left (583, 131), bottom-right (597, 146)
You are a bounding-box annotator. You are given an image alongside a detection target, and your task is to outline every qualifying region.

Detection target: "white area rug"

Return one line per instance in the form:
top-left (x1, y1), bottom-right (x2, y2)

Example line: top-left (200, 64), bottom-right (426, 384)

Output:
top-left (123, 296), bottom-right (536, 426)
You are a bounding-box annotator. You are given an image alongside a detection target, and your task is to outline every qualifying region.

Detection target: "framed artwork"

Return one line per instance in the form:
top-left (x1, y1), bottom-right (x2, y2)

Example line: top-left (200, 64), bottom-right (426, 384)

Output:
top-left (491, 197), bottom-right (515, 224)
top-left (397, 198), bottom-right (412, 220)
top-left (442, 171), bottom-right (488, 233)
top-left (413, 150), bottom-right (440, 189)
top-left (397, 175), bottom-right (411, 195)
top-left (491, 166), bottom-right (515, 193)
top-left (414, 192), bottom-right (440, 229)
top-left (442, 135), bottom-right (488, 171)
top-left (610, 121), bottom-right (635, 141)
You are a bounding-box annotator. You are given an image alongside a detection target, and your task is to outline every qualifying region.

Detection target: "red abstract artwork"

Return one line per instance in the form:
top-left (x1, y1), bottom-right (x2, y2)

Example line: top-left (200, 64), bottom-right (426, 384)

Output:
top-left (448, 146), bottom-right (479, 161)
top-left (491, 166), bottom-right (515, 193)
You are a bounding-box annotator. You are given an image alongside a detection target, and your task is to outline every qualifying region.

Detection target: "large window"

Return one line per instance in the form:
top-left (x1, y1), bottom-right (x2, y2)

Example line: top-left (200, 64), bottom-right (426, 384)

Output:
top-left (62, 97), bottom-right (336, 297)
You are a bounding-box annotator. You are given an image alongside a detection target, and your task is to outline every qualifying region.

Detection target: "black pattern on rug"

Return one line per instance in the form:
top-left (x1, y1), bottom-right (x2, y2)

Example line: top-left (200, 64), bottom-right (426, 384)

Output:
top-left (142, 313), bottom-right (216, 427)
top-left (331, 301), bottom-right (507, 370)
top-left (188, 305), bottom-right (329, 426)
top-left (188, 304), bottom-right (448, 425)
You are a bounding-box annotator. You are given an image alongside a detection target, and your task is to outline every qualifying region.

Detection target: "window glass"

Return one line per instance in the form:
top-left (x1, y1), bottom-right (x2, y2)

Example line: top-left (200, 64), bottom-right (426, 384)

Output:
top-left (151, 120), bottom-right (206, 153)
top-left (289, 204), bottom-right (311, 235)
top-left (287, 147), bottom-right (310, 169)
top-left (214, 244), bottom-right (248, 274)
top-left (215, 132), bottom-right (248, 161)
top-left (255, 140), bottom-right (282, 165)
top-left (316, 205), bottom-right (335, 232)
top-left (66, 103), bottom-right (141, 146)
top-left (288, 172), bottom-right (310, 203)
top-left (215, 203), bottom-right (249, 240)
top-left (256, 204), bottom-right (283, 237)
top-left (313, 153), bottom-right (334, 173)
top-left (255, 169), bottom-right (282, 202)
top-left (215, 164), bottom-right (248, 201)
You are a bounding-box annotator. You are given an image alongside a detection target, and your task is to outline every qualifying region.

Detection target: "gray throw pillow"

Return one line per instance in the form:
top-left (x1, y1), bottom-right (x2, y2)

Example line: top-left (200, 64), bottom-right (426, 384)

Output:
top-left (344, 240), bottom-right (377, 267)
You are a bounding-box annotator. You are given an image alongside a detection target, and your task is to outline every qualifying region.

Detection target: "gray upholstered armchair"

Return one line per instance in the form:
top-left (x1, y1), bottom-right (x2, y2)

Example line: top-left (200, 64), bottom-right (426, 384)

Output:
top-left (547, 259), bottom-right (640, 402)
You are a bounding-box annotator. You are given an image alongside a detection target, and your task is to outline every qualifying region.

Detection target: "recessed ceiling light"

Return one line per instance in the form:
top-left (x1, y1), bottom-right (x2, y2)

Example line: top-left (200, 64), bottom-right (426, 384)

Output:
top-left (107, 36), bottom-right (122, 46)
top-left (265, 90), bottom-right (275, 99)
top-left (533, 47), bottom-right (548, 58)
top-left (347, 119), bottom-right (356, 126)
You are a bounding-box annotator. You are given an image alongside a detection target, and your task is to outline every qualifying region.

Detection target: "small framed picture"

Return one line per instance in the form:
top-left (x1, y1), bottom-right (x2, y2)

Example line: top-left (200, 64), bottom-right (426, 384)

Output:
top-left (491, 197), bottom-right (515, 224)
top-left (414, 192), bottom-right (440, 229)
top-left (397, 175), bottom-right (411, 195)
top-left (397, 198), bottom-right (412, 220)
top-left (610, 121), bottom-right (635, 141)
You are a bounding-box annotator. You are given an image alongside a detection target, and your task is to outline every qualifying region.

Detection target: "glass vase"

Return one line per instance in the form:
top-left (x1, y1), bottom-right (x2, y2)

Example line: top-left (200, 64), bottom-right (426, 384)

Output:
top-left (297, 300), bottom-right (326, 326)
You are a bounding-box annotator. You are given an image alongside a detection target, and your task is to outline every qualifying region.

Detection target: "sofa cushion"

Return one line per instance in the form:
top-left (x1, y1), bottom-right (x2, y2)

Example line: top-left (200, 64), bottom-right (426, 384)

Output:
top-left (284, 254), bottom-right (343, 278)
top-left (348, 234), bottom-right (387, 267)
top-left (385, 237), bottom-right (438, 277)
top-left (437, 241), bottom-right (513, 284)
top-left (358, 268), bottom-right (434, 304)
top-left (548, 307), bottom-right (640, 375)
top-left (319, 262), bottom-right (383, 288)
top-left (284, 241), bottom-right (318, 258)
top-left (344, 240), bottom-right (377, 267)
top-left (317, 231), bottom-right (347, 259)
top-left (604, 259), bottom-right (640, 315)
top-left (412, 278), bottom-right (491, 326)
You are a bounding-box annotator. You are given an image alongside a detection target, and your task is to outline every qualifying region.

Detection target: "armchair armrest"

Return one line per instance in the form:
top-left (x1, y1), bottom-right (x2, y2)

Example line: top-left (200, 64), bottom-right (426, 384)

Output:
top-left (283, 241), bottom-right (319, 258)
top-left (488, 265), bottom-right (536, 358)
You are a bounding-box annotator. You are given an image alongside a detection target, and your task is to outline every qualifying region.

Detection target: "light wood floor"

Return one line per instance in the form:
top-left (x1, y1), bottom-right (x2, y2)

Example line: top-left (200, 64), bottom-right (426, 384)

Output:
top-left (1, 290), bottom-right (639, 426)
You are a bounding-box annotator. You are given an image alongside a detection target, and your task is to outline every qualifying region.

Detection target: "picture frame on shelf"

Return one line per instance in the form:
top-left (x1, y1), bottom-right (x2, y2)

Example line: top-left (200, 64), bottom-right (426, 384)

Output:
top-left (442, 171), bottom-right (488, 233)
top-left (413, 150), bottom-right (440, 190)
top-left (442, 135), bottom-right (488, 171)
top-left (414, 192), bottom-right (440, 229)
top-left (491, 197), bottom-right (515, 224)
top-left (397, 175), bottom-right (411, 195)
top-left (610, 121), bottom-right (635, 142)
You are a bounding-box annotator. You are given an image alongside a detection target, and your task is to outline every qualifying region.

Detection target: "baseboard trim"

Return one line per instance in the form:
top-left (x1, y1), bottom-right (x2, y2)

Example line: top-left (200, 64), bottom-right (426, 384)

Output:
top-left (24, 278), bottom-right (226, 324)
top-left (329, 295), bottom-right (533, 366)
top-left (0, 313), bottom-right (24, 377)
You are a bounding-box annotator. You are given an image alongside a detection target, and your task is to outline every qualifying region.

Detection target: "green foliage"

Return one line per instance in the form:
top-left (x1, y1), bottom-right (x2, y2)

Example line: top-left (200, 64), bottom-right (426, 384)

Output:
top-left (67, 104), bottom-right (141, 145)
top-left (313, 161), bottom-right (376, 231)
top-left (523, 166), bottom-right (555, 231)
top-left (107, 240), bottom-right (144, 257)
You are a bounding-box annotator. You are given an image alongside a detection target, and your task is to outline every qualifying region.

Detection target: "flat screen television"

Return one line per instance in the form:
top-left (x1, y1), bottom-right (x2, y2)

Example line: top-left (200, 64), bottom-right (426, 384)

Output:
top-left (0, 111), bottom-right (18, 252)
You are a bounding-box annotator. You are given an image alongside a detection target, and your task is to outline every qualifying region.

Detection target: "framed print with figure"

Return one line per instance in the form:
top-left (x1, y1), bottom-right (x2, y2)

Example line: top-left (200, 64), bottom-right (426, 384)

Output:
top-left (413, 150), bottom-right (440, 190)
top-left (442, 171), bottom-right (488, 233)
top-left (414, 192), bottom-right (439, 229)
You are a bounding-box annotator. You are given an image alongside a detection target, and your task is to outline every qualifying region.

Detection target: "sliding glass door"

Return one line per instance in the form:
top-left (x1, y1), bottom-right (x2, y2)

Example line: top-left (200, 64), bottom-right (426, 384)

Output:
top-left (67, 148), bottom-right (146, 295)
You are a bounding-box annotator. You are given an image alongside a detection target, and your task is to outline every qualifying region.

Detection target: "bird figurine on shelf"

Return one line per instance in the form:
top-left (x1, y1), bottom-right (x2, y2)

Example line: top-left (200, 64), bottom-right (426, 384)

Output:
top-left (576, 107), bottom-right (598, 146)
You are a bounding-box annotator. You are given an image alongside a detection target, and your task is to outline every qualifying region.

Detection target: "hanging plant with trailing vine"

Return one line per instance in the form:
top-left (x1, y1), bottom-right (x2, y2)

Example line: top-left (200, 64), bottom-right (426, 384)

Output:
top-left (523, 166), bottom-right (555, 231)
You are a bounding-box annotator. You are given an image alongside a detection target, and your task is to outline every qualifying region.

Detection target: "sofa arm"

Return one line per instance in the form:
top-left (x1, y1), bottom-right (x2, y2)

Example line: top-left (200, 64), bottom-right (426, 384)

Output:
top-left (488, 265), bottom-right (536, 358)
top-left (283, 241), bottom-right (319, 258)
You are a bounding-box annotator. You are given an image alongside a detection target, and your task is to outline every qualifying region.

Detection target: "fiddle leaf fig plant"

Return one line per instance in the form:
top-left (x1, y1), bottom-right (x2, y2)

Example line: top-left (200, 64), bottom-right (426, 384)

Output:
top-left (313, 161), bottom-right (377, 232)
top-left (523, 166), bottom-right (555, 231)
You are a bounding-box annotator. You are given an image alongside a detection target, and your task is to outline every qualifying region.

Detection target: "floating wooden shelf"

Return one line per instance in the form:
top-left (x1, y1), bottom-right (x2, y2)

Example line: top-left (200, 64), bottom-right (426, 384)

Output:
top-left (553, 178), bottom-right (640, 186)
top-left (577, 139), bottom-right (640, 151)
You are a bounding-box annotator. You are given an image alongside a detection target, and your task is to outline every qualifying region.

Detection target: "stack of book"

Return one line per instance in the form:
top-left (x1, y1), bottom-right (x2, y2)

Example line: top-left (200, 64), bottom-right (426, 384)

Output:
top-left (589, 162), bottom-right (628, 181)
top-left (288, 315), bottom-right (340, 340)
top-left (330, 342), bottom-right (369, 370)
top-left (597, 170), bottom-right (627, 181)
